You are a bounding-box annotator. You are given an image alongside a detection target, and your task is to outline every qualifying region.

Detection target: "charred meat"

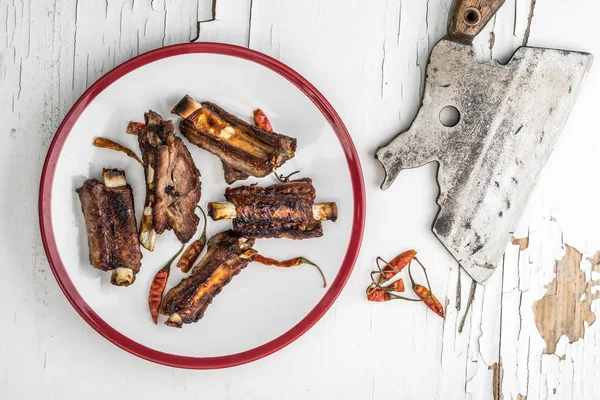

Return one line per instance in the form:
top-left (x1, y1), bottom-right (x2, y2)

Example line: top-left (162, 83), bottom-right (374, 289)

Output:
top-left (76, 169), bottom-right (142, 286)
top-left (207, 178), bottom-right (338, 239)
top-left (160, 230), bottom-right (257, 327)
top-left (171, 95), bottom-right (297, 184)
top-left (136, 111), bottom-right (202, 249)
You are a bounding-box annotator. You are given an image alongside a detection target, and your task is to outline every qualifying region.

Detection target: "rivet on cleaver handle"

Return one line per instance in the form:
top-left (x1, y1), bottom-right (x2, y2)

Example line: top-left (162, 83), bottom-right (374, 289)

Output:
top-left (375, 40), bottom-right (592, 284)
top-left (448, 0), bottom-right (506, 42)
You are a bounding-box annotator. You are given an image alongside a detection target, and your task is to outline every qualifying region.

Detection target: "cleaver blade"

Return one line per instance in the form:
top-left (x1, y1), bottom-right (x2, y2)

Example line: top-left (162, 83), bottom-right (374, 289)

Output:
top-left (375, 38), bottom-right (593, 284)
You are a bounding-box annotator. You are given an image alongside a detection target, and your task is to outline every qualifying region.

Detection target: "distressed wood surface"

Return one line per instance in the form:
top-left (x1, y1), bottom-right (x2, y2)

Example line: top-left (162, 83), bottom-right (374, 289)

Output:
top-left (1, 0), bottom-right (599, 398)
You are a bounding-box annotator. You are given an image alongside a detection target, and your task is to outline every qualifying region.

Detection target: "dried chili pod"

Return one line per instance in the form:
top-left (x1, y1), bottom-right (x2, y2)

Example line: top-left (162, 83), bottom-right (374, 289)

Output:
top-left (413, 284), bottom-right (445, 318)
top-left (366, 284), bottom-right (413, 302)
top-left (93, 137), bottom-right (143, 166)
top-left (378, 250), bottom-right (417, 281)
top-left (389, 249), bottom-right (417, 272)
top-left (409, 258), bottom-right (445, 318)
top-left (367, 286), bottom-right (392, 302)
top-left (366, 278), bottom-right (420, 302)
top-left (148, 245), bottom-right (184, 324)
top-left (389, 278), bottom-right (405, 293)
top-left (254, 254), bottom-right (327, 288)
top-left (253, 108), bottom-right (274, 132)
top-left (176, 207), bottom-right (207, 273)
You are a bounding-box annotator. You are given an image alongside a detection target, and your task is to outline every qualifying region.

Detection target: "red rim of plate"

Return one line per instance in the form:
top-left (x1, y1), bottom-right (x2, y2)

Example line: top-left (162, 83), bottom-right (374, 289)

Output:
top-left (38, 42), bottom-right (365, 369)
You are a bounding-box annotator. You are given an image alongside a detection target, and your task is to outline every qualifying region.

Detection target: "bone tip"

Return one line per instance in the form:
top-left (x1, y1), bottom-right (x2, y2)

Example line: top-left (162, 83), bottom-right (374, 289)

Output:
top-left (110, 267), bottom-right (135, 287)
top-left (330, 203), bottom-right (338, 222)
top-left (102, 168), bottom-right (127, 188)
top-left (126, 121), bottom-right (144, 135)
top-left (313, 203), bottom-right (338, 222)
top-left (165, 313), bottom-right (183, 328)
top-left (139, 229), bottom-right (157, 251)
top-left (207, 202), bottom-right (237, 220)
top-left (171, 94), bottom-right (202, 118)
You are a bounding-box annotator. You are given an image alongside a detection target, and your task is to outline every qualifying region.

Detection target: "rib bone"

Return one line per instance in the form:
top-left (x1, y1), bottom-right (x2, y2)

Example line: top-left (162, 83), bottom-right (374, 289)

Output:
top-left (208, 201), bottom-right (338, 222)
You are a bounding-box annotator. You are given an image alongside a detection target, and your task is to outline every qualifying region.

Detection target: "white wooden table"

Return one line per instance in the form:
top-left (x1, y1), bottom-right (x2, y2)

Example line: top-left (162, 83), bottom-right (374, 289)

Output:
top-left (2, 1), bottom-right (599, 398)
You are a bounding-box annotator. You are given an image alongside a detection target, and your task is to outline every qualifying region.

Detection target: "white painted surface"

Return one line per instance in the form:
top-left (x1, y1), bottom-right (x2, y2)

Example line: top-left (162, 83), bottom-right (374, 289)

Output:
top-left (1, 0), bottom-right (600, 398)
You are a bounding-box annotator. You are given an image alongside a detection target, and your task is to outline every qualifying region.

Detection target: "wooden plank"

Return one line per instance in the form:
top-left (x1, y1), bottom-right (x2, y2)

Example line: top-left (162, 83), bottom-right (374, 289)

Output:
top-left (2, 0), bottom-right (600, 398)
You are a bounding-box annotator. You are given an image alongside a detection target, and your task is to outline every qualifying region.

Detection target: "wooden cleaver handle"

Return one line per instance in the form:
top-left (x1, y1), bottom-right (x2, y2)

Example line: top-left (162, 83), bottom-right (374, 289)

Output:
top-left (448, 0), bottom-right (505, 42)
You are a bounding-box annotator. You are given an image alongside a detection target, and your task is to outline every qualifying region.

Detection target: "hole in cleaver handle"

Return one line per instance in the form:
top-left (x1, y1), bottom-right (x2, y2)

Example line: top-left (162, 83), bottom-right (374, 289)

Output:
top-left (448, 0), bottom-right (505, 42)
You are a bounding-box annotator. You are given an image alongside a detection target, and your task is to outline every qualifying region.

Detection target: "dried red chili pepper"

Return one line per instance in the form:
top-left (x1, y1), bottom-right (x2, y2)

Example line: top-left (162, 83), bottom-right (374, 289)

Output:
top-left (148, 245), bottom-right (184, 324)
top-left (93, 137), bottom-right (144, 166)
top-left (409, 258), bottom-right (445, 318)
top-left (176, 207), bottom-right (207, 273)
top-left (371, 260), bottom-right (406, 293)
top-left (254, 254), bottom-right (327, 288)
top-left (256, 107), bottom-right (301, 184)
top-left (366, 281), bottom-right (414, 302)
top-left (389, 249), bottom-right (417, 272)
top-left (367, 286), bottom-right (392, 302)
top-left (253, 108), bottom-right (274, 132)
top-left (375, 249), bottom-right (416, 285)
top-left (413, 284), bottom-right (445, 318)
top-left (389, 278), bottom-right (405, 293)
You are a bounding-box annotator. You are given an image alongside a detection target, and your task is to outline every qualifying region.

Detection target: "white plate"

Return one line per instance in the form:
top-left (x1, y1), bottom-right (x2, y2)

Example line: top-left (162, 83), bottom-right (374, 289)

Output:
top-left (39, 43), bottom-right (365, 369)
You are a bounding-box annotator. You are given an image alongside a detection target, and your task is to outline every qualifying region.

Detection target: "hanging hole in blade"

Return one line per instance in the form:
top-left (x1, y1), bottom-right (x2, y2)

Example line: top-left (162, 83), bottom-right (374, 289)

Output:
top-left (439, 106), bottom-right (461, 127)
top-left (463, 7), bottom-right (481, 26)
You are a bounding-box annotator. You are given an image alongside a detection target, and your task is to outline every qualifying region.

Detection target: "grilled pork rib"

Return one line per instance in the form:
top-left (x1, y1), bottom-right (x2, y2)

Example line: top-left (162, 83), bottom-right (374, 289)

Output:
top-left (137, 111), bottom-right (201, 248)
top-left (171, 95), bottom-right (297, 184)
top-left (207, 178), bottom-right (338, 239)
top-left (160, 231), bottom-right (257, 327)
top-left (76, 169), bottom-right (142, 286)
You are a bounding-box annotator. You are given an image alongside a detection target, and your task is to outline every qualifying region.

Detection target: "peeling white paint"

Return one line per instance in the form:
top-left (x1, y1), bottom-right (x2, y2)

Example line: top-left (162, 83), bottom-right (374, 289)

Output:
top-left (2, 0), bottom-right (600, 398)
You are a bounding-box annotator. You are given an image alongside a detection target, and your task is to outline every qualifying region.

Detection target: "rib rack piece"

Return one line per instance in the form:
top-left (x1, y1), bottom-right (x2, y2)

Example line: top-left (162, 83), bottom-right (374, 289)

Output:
top-left (171, 95), bottom-right (297, 184)
top-left (76, 169), bottom-right (142, 286)
top-left (136, 111), bottom-right (201, 249)
top-left (160, 230), bottom-right (257, 327)
top-left (207, 178), bottom-right (338, 239)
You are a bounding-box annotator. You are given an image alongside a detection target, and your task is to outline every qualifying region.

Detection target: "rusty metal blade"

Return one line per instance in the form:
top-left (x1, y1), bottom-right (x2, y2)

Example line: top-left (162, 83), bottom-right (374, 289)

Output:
top-left (375, 39), bottom-right (593, 284)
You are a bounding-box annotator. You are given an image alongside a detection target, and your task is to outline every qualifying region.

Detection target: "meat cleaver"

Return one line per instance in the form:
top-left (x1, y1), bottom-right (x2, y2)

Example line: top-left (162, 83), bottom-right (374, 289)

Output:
top-left (375, 0), bottom-right (593, 284)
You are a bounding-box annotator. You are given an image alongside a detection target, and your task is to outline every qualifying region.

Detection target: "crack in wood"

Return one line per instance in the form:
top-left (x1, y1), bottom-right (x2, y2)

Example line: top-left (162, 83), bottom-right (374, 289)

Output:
top-left (26, 0), bottom-right (32, 59)
top-left (247, 0), bottom-right (254, 48)
top-left (522, 0), bottom-right (537, 46)
top-left (381, 39), bottom-right (386, 98)
top-left (17, 62), bottom-right (22, 100)
top-left (488, 15), bottom-right (497, 60)
top-left (512, 0), bottom-right (518, 37)
top-left (524, 337), bottom-right (531, 397)
top-left (190, 0), bottom-right (217, 42)
top-left (458, 279), bottom-right (477, 333)
top-left (490, 360), bottom-right (504, 400)
top-left (380, 0), bottom-right (389, 98)
top-left (456, 267), bottom-right (462, 312)
top-left (72, 0), bottom-right (79, 91)
top-left (425, 0), bottom-right (430, 50)
top-left (162, 0), bottom-right (167, 46)
top-left (85, 54), bottom-right (89, 90)
top-left (396, 0), bottom-right (402, 46)
top-left (493, 258), bottom-right (506, 400)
